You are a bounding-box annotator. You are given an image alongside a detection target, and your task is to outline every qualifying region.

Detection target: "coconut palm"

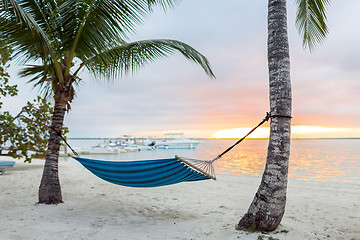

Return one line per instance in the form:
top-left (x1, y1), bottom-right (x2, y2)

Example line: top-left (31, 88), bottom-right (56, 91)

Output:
top-left (0, 0), bottom-right (214, 204)
top-left (236, 0), bottom-right (329, 231)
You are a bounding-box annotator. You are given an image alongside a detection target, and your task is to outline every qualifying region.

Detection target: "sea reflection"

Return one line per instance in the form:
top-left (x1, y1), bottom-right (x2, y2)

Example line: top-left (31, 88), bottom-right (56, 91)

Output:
top-left (203, 140), bottom-right (268, 177)
top-left (65, 139), bottom-right (360, 183)
top-left (289, 139), bottom-right (360, 183)
top-left (206, 139), bottom-right (360, 183)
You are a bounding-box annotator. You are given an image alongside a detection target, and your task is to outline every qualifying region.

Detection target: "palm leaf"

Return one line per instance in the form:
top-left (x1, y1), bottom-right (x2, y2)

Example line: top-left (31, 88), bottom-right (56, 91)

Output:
top-left (295, 0), bottom-right (330, 51)
top-left (1, 17), bottom-right (46, 63)
top-left (0, 0), bottom-right (54, 54)
top-left (18, 63), bottom-right (55, 97)
top-left (84, 39), bottom-right (215, 79)
top-left (62, 0), bottom-right (153, 74)
top-left (1, 0), bottom-right (64, 79)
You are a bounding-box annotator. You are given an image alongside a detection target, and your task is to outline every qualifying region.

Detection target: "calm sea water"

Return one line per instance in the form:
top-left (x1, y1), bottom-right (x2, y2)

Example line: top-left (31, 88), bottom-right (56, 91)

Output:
top-left (62, 139), bottom-right (360, 183)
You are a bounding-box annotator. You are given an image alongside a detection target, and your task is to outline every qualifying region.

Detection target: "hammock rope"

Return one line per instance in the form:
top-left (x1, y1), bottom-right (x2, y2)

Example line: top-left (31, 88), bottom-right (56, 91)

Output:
top-left (209, 112), bottom-right (271, 163)
top-left (51, 126), bottom-right (79, 157)
top-left (174, 112), bottom-right (271, 180)
top-left (55, 112), bottom-right (278, 187)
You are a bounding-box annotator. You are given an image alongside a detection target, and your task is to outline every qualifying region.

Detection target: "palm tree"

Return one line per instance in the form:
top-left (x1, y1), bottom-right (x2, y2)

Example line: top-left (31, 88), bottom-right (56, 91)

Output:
top-left (236, 0), bottom-right (329, 231)
top-left (0, 0), bottom-right (214, 204)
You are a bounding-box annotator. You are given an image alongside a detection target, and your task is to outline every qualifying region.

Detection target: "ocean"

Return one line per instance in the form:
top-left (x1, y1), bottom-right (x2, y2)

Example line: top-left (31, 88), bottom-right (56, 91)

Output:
top-left (63, 138), bottom-right (360, 183)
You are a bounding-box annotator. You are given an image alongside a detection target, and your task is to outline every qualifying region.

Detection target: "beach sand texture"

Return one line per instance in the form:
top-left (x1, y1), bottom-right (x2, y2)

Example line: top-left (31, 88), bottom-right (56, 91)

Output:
top-left (0, 157), bottom-right (359, 240)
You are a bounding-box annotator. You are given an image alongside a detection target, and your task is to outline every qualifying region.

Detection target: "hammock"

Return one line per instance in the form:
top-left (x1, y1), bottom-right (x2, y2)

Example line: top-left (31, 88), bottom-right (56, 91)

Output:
top-left (64, 113), bottom-right (272, 188)
top-left (73, 155), bottom-right (215, 188)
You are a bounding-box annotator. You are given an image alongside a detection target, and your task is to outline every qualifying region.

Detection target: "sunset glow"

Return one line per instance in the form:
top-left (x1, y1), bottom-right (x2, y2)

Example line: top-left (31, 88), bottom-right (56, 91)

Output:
top-left (212, 126), bottom-right (360, 139)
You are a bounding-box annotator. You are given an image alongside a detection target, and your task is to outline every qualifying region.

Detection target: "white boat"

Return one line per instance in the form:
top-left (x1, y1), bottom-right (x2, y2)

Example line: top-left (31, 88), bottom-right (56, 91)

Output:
top-left (155, 133), bottom-right (201, 149)
top-left (114, 143), bottom-right (154, 151)
top-left (88, 139), bottom-right (132, 154)
top-left (115, 136), bottom-right (155, 151)
top-left (90, 146), bottom-right (123, 154)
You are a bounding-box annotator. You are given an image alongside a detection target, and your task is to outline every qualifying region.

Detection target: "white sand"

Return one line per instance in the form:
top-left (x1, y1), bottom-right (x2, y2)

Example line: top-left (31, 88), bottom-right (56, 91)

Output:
top-left (0, 157), bottom-right (359, 240)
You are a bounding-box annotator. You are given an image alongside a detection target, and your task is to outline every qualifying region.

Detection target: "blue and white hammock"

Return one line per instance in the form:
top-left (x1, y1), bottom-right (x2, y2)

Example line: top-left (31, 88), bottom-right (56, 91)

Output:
top-left (73, 155), bottom-right (215, 188)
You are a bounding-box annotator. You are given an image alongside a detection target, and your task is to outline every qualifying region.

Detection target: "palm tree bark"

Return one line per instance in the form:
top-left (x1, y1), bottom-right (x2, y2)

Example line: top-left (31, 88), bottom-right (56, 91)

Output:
top-left (38, 100), bottom-right (66, 204)
top-left (236, 0), bottom-right (292, 232)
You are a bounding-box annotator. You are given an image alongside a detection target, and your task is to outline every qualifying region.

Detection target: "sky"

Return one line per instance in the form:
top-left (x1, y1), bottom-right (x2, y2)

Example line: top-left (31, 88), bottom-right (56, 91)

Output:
top-left (3, 0), bottom-right (360, 139)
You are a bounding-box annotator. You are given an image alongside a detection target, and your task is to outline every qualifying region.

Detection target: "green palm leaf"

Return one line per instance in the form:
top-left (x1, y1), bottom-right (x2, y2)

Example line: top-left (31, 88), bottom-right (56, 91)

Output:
top-left (62, 0), bottom-right (151, 74)
top-left (85, 39), bottom-right (215, 79)
top-left (1, 0), bottom-right (61, 69)
top-left (61, 0), bottom-right (179, 74)
top-left (18, 64), bottom-right (55, 97)
top-left (295, 0), bottom-right (330, 51)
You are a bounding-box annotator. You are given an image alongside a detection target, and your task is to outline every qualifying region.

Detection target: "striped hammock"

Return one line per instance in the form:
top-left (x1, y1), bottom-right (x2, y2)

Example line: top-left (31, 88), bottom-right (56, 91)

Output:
top-left (73, 155), bottom-right (215, 188)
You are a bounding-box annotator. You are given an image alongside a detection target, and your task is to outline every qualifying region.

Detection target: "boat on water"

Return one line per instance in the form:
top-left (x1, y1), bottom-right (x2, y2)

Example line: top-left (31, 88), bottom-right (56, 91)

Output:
top-left (155, 133), bottom-right (201, 149)
top-left (90, 143), bottom-right (127, 154)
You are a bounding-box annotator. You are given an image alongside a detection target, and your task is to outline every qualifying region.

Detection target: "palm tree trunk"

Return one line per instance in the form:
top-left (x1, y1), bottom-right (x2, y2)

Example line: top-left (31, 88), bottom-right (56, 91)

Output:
top-left (38, 100), bottom-right (66, 204)
top-left (236, 0), bottom-right (292, 232)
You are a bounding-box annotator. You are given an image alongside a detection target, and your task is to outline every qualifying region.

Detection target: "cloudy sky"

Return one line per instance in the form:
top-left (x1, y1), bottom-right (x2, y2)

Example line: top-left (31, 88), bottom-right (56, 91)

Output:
top-left (4, 0), bottom-right (360, 138)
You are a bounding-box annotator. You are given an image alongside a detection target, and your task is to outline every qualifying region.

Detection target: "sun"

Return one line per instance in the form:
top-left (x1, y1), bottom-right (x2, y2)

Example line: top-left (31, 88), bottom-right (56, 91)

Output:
top-left (291, 126), bottom-right (345, 138)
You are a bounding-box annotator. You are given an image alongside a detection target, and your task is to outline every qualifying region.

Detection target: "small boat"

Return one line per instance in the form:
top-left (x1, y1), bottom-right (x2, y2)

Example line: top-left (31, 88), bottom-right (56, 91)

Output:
top-left (90, 145), bottom-right (123, 154)
top-left (155, 133), bottom-right (201, 149)
top-left (115, 136), bottom-right (155, 151)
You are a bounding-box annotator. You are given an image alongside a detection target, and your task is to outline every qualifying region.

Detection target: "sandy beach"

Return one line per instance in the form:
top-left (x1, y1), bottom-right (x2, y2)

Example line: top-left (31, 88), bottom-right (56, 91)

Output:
top-left (0, 157), bottom-right (359, 240)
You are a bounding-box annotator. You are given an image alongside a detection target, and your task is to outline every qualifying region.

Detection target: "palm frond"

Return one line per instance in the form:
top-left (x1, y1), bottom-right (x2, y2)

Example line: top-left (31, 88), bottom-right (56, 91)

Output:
top-left (295, 0), bottom-right (330, 51)
top-left (1, 17), bottom-right (46, 63)
top-left (85, 39), bottom-right (215, 79)
top-left (19, 64), bottom-right (51, 81)
top-left (61, 0), bottom-right (154, 74)
top-left (1, 0), bottom-right (64, 79)
top-left (18, 63), bottom-right (54, 97)
top-left (1, 0), bottom-right (56, 55)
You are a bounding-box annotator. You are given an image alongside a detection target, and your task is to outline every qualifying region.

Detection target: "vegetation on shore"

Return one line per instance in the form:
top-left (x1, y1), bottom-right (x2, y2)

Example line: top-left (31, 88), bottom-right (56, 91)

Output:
top-left (0, 42), bottom-right (67, 162)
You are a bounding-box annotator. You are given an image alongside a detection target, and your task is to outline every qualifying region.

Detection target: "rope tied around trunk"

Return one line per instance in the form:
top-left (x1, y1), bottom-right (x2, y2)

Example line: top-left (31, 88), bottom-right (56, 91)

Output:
top-left (50, 126), bottom-right (79, 156)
